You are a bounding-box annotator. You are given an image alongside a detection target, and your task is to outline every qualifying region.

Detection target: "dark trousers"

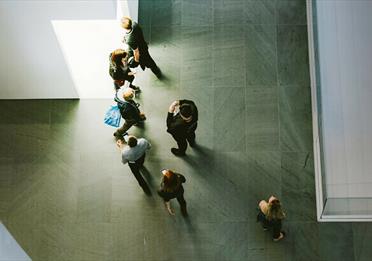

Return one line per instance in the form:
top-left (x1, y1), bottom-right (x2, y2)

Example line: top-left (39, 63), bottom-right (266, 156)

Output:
top-left (176, 192), bottom-right (187, 214)
top-left (115, 119), bottom-right (137, 137)
top-left (141, 52), bottom-right (161, 77)
top-left (257, 211), bottom-right (282, 239)
top-left (173, 132), bottom-right (196, 153)
top-left (128, 153), bottom-right (148, 190)
top-left (113, 74), bottom-right (135, 90)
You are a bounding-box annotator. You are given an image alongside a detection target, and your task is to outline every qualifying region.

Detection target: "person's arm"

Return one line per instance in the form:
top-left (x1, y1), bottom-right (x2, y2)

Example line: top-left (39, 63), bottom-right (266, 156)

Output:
top-left (166, 101), bottom-right (179, 128)
top-left (164, 201), bottom-right (175, 216)
top-left (259, 200), bottom-right (268, 214)
top-left (177, 174), bottom-right (186, 183)
top-left (146, 139), bottom-right (152, 150)
top-left (168, 100), bottom-right (179, 113)
top-left (116, 140), bottom-right (129, 164)
top-left (133, 48), bottom-right (140, 62)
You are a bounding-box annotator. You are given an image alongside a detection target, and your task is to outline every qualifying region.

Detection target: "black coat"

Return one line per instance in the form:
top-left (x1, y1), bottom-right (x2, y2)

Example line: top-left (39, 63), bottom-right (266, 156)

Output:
top-left (157, 174), bottom-right (186, 201)
top-left (166, 100), bottom-right (198, 139)
top-left (114, 96), bottom-right (141, 122)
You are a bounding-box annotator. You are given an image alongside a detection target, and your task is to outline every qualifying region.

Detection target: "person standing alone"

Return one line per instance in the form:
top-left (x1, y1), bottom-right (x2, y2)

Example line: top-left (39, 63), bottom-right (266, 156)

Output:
top-left (166, 99), bottom-right (198, 156)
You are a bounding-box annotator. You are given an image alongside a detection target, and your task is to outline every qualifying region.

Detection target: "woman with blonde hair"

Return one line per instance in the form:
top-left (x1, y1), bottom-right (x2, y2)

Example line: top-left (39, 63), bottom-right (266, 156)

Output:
top-left (257, 196), bottom-right (286, 241)
top-left (157, 169), bottom-right (187, 216)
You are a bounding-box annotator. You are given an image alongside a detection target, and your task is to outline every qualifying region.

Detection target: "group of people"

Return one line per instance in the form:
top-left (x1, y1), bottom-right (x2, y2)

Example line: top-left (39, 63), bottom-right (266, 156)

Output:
top-left (108, 17), bottom-right (197, 217)
top-left (108, 16), bottom-right (286, 241)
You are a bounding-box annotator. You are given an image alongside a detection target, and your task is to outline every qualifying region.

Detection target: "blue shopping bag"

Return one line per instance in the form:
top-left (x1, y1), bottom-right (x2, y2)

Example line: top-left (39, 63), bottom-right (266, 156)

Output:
top-left (104, 105), bottom-right (121, 127)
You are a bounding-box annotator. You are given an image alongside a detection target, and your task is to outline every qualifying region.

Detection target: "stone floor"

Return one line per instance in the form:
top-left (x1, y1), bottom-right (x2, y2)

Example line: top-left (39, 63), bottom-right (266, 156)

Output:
top-left (0, 0), bottom-right (372, 260)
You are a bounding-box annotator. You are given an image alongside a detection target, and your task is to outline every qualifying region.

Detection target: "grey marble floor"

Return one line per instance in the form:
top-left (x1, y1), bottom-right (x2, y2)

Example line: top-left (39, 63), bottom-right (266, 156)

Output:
top-left (0, 0), bottom-right (371, 260)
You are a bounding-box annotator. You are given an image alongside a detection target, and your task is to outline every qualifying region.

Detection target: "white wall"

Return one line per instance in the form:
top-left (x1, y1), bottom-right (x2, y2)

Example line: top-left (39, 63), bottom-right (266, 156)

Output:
top-left (0, 223), bottom-right (31, 261)
top-left (0, 0), bottom-right (138, 99)
top-left (316, 0), bottom-right (372, 197)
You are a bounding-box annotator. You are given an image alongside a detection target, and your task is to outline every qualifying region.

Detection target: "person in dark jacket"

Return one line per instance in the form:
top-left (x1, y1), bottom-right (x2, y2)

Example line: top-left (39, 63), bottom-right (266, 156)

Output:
top-left (114, 88), bottom-right (146, 140)
top-left (167, 99), bottom-right (198, 156)
top-left (257, 195), bottom-right (286, 242)
top-left (158, 169), bottom-right (187, 216)
top-left (121, 16), bottom-right (162, 79)
top-left (109, 49), bottom-right (140, 91)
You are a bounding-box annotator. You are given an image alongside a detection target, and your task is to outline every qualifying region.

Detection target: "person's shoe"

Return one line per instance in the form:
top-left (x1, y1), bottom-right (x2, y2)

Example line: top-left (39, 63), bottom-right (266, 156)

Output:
top-left (129, 85), bottom-right (141, 92)
top-left (171, 148), bottom-right (185, 157)
top-left (155, 69), bottom-right (163, 80)
top-left (273, 231), bottom-right (286, 242)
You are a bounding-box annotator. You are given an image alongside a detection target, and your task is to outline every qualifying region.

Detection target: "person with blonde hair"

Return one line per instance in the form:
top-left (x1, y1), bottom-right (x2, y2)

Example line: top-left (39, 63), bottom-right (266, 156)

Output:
top-left (157, 169), bottom-right (187, 216)
top-left (113, 88), bottom-right (146, 140)
top-left (257, 195), bottom-right (286, 241)
top-left (121, 16), bottom-right (162, 79)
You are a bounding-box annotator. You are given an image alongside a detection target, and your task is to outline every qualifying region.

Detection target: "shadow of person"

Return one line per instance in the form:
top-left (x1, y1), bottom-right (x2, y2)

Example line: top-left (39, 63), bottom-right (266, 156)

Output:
top-left (140, 165), bottom-right (155, 187)
top-left (141, 181), bottom-right (152, 197)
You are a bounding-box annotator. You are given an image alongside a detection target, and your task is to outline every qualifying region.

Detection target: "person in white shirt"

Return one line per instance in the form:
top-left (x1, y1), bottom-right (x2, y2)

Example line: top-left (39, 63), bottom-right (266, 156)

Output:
top-left (116, 135), bottom-right (151, 195)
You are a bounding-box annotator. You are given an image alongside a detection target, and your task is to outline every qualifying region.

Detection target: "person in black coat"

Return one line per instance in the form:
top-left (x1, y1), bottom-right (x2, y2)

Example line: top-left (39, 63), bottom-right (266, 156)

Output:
top-left (114, 88), bottom-right (146, 140)
top-left (167, 99), bottom-right (198, 156)
top-left (158, 169), bottom-right (187, 216)
top-left (121, 17), bottom-right (162, 79)
top-left (109, 49), bottom-right (140, 91)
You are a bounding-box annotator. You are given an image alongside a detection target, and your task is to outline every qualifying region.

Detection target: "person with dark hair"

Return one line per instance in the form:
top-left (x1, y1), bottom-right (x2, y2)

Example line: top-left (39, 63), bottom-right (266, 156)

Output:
top-left (121, 16), bottom-right (162, 79)
top-left (166, 99), bottom-right (198, 156)
top-left (116, 135), bottom-right (151, 195)
top-left (109, 49), bottom-right (140, 91)
top-left (157, 169), bottom-right (187, 216)
top-left (114, 88), bottom-right (146, 140)
top-left (257, 195), bottom-right (286, 242)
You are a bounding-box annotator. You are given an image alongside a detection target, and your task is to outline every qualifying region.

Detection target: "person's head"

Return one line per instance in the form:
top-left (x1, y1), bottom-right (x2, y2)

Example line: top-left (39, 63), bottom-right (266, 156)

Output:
top-left (111, 49), bottom-right (127, 66)
top-left (161, 169), bottom-right (178, 192)
top-left (123, 88), bottom-right (134, 101)
top-left (121, 16), bottom-right (132, 32)
top-left (127, 135), bottom-right (138, 147)
top-left (266, 199), bottom-right (285, 221)
top-left (179, 104), bottom-right (192, 121)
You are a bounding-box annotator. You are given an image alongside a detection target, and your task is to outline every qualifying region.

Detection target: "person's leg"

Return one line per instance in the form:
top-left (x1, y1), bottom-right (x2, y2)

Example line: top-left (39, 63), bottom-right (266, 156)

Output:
top-left (186, 131), bottom-right (196, 147)
top-left (176, 192), bottom-right (188, 217)
top-left (126, 74), bottom-right (140, 92)
top-left (256, 211), bottom-right (270, 230)
top-left (114, 80), bottom-right (125, 91)
top-left (128, 162), bottom-right (151, 195)
top-left (272, 220), bottom-right (285, 241)
top-left (171, 136), bottom-right (187, 156)
top-left (136, 153), bottom-right (146, 167)
top-left (114, 119), bottom-right (135, 138)
top-left (142, 52), bottom-right (162, 78)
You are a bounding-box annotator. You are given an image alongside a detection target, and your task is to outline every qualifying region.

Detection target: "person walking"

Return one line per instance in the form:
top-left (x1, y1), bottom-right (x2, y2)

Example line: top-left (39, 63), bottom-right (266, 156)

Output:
top-left (157, 169), bottom-right (188, 216)
top-left (121, 16), bottom-right (162, 79)
top-left (116, 135), bottom-right (151, 195)
top-left (166, 99), bottom-right (198, 156)
top-left (257, 195), bottom-right (286, 242)
top-left (114, 88), bottom-right (146, 140)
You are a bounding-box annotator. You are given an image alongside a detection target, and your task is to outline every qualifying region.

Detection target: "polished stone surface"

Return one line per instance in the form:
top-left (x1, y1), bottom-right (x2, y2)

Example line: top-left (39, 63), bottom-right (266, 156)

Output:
top-left (0, 0), bottom-right (370, 260)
